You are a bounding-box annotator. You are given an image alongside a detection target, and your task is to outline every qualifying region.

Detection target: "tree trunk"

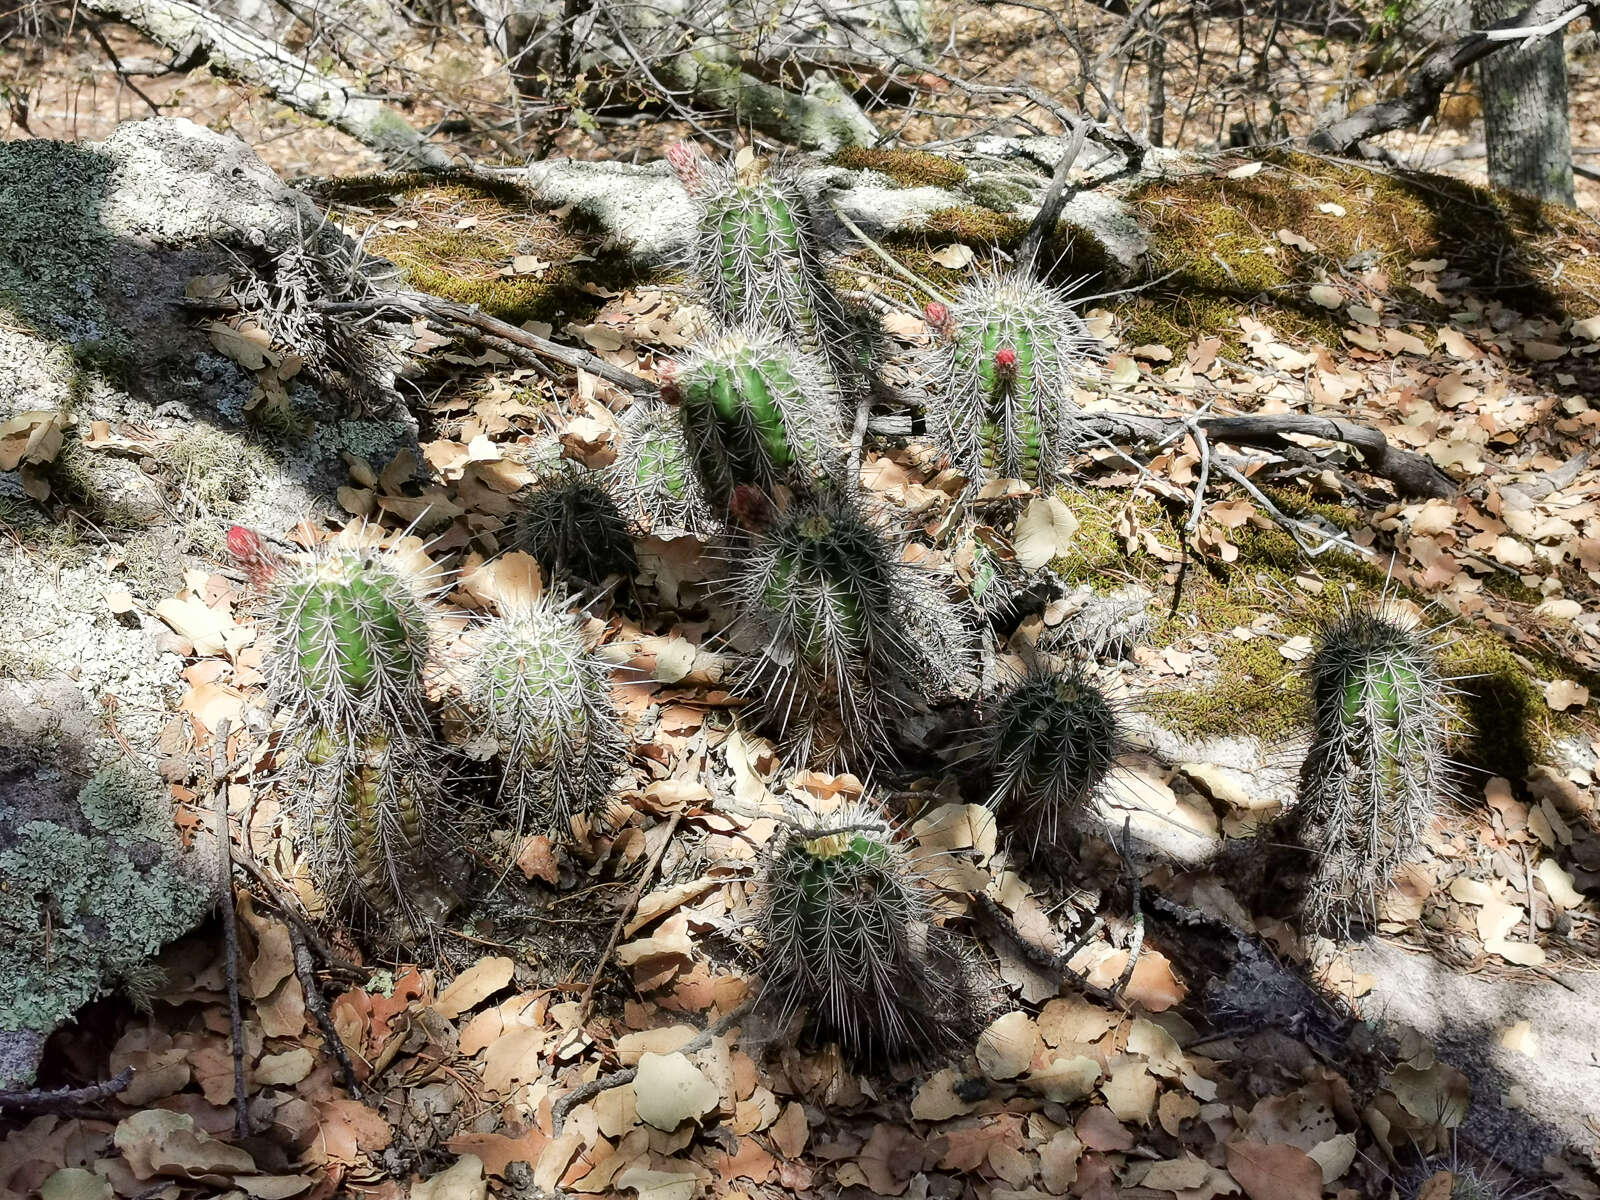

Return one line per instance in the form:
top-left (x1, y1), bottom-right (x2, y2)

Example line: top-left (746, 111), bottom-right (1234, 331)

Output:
top-left (1472, 0), bottom-right (1576, 206)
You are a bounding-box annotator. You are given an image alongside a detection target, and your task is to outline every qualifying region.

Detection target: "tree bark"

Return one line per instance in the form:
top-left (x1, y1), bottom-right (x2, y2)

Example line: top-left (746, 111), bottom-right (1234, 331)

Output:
top-left (1473, 0), bottom-right (1577, 205)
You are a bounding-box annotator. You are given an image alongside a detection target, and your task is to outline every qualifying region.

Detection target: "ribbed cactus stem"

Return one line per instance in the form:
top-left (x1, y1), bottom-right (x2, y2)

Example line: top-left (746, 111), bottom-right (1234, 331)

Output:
top-left (1300, 604), bottom-right (1451, 933)
top-left (758, 803), bottom-right (979, 1062)
top-left (984, 667), bottom-right (1120, 850)
top-left (735, 496), bottom-right (969, 765)
top-left (675, 327), bottom-right (843, 507)
top-left (338, 730), bottom-right (454, 924)
top-left (676, 148), bottom-right (872, 389)
top-left (607, 403), bottom-right (715, 536)
top-left (468, 599), bottom-right (622, 834)
top-left (270, 546), bottom-right (432, 732)
top-left (926, 269), bottom-right (1100, 488)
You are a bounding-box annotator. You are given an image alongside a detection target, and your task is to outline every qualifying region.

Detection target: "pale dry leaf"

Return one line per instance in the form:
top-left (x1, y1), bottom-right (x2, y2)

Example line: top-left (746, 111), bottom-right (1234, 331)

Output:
top-left (976, 1011), bottom-right (1037, 1080)
top-left (1308, 285), bottom-right (1343, 310)
top-left (1498, 1021), bottom-right (1539, 1057)
top-left (435, 956), bottom-right (515, 1020)
top-left (929, 243), bottom-right (976, 269)
top-left (1308, 1133), bottom-right (1357, 1183)
top-left (633, 1052), bottom-right (719, 1130)
top-left (1023, 1054), bottom-right (1101, 1103)
top-left (1543, 679), bottom-right (1589, 712)
top-left (1014, 496), bottom-right (1079, 571)
top-left (1140, 1153), bottom-right (1211, 1191)
top-left (1226, 160), bottom-right (1263, 178)
top-left (411, 1155), bottom-right (487, 1200)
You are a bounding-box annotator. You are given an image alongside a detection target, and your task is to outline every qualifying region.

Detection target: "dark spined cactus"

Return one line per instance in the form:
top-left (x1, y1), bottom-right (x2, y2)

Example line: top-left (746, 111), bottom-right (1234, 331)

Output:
top-left (733, 494), bottom-right (969, 765)
top-left (757, 802), bottom-right (983, 1063)
top-left (983, 666), bottom-right (1121, 851)
top-left (923, 271), bottom-right (1101, 488)
top-left (1298, 604), bottom-right (1453, 934)
top-left (668, 326), bottom-right (844, 507)
top-left (516, 467), bottom-right (637, 588)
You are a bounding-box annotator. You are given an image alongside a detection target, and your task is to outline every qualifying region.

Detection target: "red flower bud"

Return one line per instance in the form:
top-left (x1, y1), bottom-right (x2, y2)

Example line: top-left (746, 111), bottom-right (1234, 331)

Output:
top-left (666, 142), bottom-right (702, 191)
top-left (994, 346), bottom-right (1019, 377)
top-left (227, 525), bottom-right (279, 589)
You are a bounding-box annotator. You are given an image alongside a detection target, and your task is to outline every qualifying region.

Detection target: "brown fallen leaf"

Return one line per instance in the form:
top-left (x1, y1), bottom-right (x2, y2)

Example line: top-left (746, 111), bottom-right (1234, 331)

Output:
top-left (1224, 1140), bottom-right (1322, 1200)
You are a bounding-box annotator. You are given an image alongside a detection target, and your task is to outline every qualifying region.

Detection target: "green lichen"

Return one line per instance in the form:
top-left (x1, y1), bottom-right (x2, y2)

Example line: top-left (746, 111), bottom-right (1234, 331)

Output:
top-left (830, 147), bottom-right (969, 189)
top-left (0, 766), bottom-right (209, 1061)
top-left (163, 425), bottom-right (272, 517)
top-left (966, 175), bottom-right (1036, 212)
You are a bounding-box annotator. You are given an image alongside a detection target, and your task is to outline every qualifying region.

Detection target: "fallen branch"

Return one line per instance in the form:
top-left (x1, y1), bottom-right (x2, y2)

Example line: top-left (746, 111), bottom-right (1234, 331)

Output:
top-left (1310, 0), bottom-right (1599, 154)
top-left (0, 1068), bottom-right (134, 1113)
top-left (971, 891), bottom-right (1129, 1012)
top-left (551, 997), bottom-right (755, 1133)
top-left (574, 806), bottom-right (686, 1030)
top-left (84, 0), bottom-right (455, 169)
top-left (1078, 410), bottom-right (1458, 500)
top-left (288, 923), bottom-right (365, 1098)
top-left (209, 718), bottom-right (251, 1141)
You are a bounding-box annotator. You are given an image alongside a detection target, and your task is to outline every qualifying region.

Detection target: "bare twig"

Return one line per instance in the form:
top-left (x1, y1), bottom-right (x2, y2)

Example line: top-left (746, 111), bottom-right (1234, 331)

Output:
top-left (1310, 0), bottom-right (1598, 153)
top-left (971, 891), bottom-right (1129, 1012)
top-left (0, 1068), bottom-right (134, 1113)
top-left (1113, 816), bottom-right (1146, 994)
top-left (1016, 121), bottom-right (1089, 278)
top-left (575, 806), bottom-right (686, 1030)
top-left (552, 997), bottom-right (755, 1133)
top-left (287, 921), bottom-right (365, 1097)
top-left (210, 718), bottom-right (250, 1140)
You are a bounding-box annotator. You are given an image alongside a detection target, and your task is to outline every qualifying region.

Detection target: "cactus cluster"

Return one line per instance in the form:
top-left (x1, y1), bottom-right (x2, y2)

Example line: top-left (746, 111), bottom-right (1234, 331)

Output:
top-left (923, 270), bottom-right (1101, 488)
top-left (465, 597), bottom-right (623, 835)
top-left (516, 467), bottom-right (638, 589)
top-left (267, 542), bottom-right (455, 923)
top-left (669, 326), bottom-right (845, 507)
top-left (982, 666), bottom-right (1121, 852)
top-left (732, 494), bottom-right (969, 765)
top-left (1297, 604), bottom-right (1453, 934)
top-left (757, 803), bottom-right (984, 1062)
top-left (607, 402), bottom-right (716, 536)
top-left (669, 144), bottom-right (870, 389)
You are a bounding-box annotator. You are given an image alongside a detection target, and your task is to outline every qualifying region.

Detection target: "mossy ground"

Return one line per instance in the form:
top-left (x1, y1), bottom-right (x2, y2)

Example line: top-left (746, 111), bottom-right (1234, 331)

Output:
top-left (1052, 489), bottom-right (1589, 779)
top-left (335, 180), bottom-right (655, 327)
top-left (1117, 152), bottom-right (1600, 356)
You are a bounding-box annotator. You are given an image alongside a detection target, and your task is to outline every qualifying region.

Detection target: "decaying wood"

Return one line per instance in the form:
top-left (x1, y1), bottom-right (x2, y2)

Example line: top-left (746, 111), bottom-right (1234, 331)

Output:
top-left (85, 0), bottom-right (455, 169)
top-left (0, 1068), bottom-right (134, 1114)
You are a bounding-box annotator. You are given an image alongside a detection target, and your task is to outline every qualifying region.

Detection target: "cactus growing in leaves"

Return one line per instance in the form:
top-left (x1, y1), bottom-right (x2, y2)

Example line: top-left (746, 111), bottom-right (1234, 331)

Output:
top-left (607, 402), bottom-right (716, 536)
top-left (668, 143), bottom-right (872, 389)
top-left (983, 667), bottom-right (1121, 851)
top-left (517, 468), bottom-right (637, 588)
top-left (669, 326), bottom-right (845, 507)
top-left (923, 271), bottom-right (1101, 488)
top-left (1298, 604), bottom-right (1452, 934)
top-left (757, 802), bottom-right (983, 1062)
top-left (466, 597), bottom-right (623, 836)
top-left (266, 541), bottom-right (453, 923)
top-left (733, 494), bottom-right (968, 765)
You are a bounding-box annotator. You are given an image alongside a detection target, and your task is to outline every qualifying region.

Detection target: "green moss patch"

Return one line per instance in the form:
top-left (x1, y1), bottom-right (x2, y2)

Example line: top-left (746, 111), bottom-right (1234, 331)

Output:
top-left (1118, 153), bottom-right (1600, 355)
top-left (347, 183), bottom-right (650, 327)
top-left (830, 147), bottom-right (969, 189)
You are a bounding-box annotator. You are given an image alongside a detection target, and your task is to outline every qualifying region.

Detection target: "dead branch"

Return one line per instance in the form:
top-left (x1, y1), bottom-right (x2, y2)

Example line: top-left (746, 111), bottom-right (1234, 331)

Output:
top-left (0, 1068), bottom-right (134, 1113)
top-left (1310, 0), bottom-right (1598, 154)
top-left (210, 718), bottom-right (251, 1141)
top-left (83, 0), bottom-right (456, 169)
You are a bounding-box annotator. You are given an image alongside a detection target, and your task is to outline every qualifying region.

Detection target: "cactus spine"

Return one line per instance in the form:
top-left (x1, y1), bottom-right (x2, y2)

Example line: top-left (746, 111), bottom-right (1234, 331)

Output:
top-left (467, 598), bottom-right (623, 835)
top-left (734, 495), bottom-right (968, 765)
top-left (757, 803), bottom-right (981, 1062)
top-left (983, 667), bottom-right (1121, 850)
top-left (669, 144), bottom-right (871, 390)
top-left (270, 545), bottom-right (433, 733)
top-left (607, 402), bottom-right (716, 536)
top-left (517, 468), bottom-right (637, 588)
top-left (671, 326), bottom-right (844, 506)
top-left (924, 271), bottom-right (1101, 488)
top-left (1299, 604), bottom-right (1452, 933)
top-left (267, 542), bottom-right (453, 922)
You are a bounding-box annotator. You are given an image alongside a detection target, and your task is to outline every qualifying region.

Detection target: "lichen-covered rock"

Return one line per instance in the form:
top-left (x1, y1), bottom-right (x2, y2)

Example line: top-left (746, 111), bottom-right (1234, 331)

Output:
top-left (0, 753), bottom-right (211, 1088)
